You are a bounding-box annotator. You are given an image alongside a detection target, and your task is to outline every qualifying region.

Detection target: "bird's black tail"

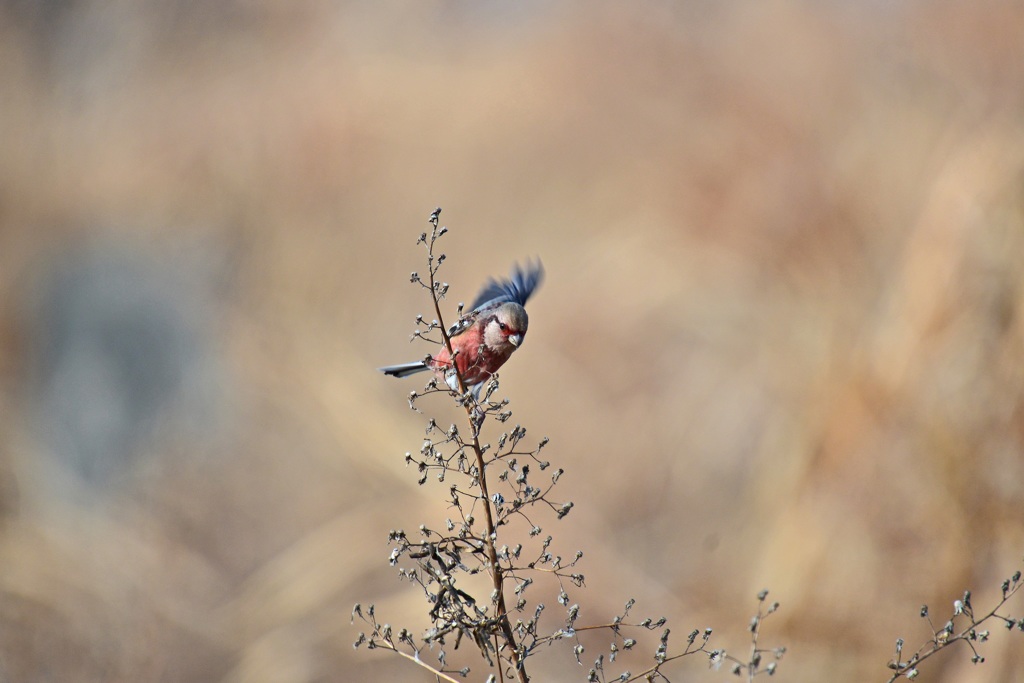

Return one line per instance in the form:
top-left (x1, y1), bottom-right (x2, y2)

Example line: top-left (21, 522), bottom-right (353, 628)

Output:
top-left (379, 361), bottom-right (430, 378)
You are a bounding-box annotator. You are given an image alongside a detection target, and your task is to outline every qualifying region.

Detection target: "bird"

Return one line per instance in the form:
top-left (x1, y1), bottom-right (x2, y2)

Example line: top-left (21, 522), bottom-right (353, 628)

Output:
top-left (380, 260), bottom-right (544, 391)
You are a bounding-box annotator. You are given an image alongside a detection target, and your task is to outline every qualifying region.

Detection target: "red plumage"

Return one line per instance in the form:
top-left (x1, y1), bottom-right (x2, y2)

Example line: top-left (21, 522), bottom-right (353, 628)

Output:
top-left (380, 260), bottom-right (544, 391)
top-left (429, 322), bottom-right (515, 387)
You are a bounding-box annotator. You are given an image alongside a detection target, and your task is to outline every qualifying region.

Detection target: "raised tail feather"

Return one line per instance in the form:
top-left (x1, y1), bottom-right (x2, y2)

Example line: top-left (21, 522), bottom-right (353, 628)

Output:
top-left (379, 361), bottom-right (430, 378)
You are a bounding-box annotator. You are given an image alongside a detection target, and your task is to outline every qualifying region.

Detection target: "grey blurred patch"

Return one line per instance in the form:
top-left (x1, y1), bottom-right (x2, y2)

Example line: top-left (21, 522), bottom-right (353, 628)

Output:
top-left (24, 239), bottom-right (228, 494)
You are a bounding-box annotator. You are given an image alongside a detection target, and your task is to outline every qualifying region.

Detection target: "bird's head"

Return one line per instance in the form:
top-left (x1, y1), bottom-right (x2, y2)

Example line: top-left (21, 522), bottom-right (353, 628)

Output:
top-left (484, 302), bottom-right (529, 351)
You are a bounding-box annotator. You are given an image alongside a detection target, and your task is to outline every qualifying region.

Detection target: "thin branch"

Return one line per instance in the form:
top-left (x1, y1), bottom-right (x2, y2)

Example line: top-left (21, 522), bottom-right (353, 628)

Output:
top-left (885, 572), bottom-right (1023, 682)
top-left (373, 640), bottom-right (464, 683)
top-left (423, 214), bottom-right (528, 683)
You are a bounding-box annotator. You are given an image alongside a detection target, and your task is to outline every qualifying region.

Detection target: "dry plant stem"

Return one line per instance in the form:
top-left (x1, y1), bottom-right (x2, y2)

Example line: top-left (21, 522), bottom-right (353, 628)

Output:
top-left (370, 215), bottom-right (785, 682)
top-left (620, 646), bottom-right (708, 682)
top-left (749, 628), bottom-right (760, 682)
top-left (744, 602), bottom-right (767, 683)
top-left (426, 237), bottom-right (527, 683)
top-left (375, 640), bottom-right (465, 683)
top-left (884, 576), bottom-right (1023, 683)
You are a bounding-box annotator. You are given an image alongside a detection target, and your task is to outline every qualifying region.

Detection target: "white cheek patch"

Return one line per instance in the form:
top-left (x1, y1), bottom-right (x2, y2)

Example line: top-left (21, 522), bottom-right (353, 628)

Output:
top-left (483, 322), bottom-right (504, 349)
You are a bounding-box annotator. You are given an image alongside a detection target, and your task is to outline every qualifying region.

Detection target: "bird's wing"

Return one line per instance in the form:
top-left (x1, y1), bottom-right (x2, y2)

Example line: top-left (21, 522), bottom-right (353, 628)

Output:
top-left (468, 259), bottom-right (544, 312)
top-left (447, 309), bottom-right (480, 338)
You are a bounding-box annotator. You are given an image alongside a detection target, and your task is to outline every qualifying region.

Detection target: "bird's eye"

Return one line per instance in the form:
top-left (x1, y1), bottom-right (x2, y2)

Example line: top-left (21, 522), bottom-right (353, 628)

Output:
top-left (498, 322), bottom-right (507, 331)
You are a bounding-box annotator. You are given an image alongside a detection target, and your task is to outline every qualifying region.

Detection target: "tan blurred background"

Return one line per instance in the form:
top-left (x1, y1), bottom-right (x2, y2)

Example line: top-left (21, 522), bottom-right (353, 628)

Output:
top-left (2, 1), bottom-right (1024, 681)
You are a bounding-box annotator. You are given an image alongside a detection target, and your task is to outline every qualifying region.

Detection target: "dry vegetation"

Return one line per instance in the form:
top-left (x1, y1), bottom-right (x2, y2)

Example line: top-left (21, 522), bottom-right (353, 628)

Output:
top-left (1, 1), bottom-right (1023, 681)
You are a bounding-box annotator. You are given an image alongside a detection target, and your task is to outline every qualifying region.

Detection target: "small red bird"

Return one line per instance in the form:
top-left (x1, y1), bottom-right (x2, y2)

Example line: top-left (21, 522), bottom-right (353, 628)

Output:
top-left (380, 260), bottom-right (544, 390)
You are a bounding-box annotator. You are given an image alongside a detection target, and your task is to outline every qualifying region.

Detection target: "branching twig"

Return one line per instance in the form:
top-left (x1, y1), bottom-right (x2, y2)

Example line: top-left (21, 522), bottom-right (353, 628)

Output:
top-left (421, 212), bottom-right (529, 682)
top-left (885, 565), bottom-right (1024, 681)
top-left (358, 209), bottom-right (788, 683)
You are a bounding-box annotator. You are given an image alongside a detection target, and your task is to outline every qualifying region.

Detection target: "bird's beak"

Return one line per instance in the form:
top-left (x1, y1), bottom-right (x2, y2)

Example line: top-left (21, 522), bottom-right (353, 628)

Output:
top-left (509, 333), bottom-right (523, 347)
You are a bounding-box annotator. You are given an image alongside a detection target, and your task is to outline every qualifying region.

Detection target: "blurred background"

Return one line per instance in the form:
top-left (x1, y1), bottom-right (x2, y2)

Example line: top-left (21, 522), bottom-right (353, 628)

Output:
top-left (1, 1), bottom-right (1023, 681)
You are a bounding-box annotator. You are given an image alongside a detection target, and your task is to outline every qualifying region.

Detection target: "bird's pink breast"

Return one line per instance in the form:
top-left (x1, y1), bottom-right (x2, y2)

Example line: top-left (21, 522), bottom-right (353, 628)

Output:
top-left (429, 324), bottom-right (513, 386)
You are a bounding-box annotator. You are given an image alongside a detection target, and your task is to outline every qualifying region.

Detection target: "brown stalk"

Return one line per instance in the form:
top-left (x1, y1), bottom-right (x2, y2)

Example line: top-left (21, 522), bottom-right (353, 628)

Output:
top-left (426, 230), bottom-right (528, 683)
